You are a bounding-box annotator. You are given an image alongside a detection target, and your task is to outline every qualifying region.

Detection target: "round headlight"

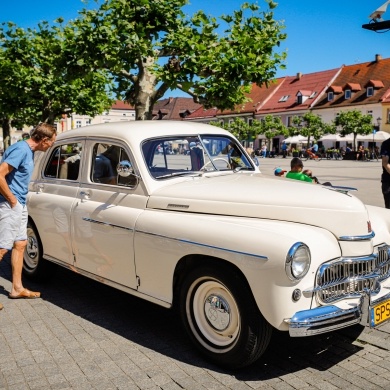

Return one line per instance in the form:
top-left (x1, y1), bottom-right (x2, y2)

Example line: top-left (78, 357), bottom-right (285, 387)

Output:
top-left (285, 242), bottom-right (311, 280)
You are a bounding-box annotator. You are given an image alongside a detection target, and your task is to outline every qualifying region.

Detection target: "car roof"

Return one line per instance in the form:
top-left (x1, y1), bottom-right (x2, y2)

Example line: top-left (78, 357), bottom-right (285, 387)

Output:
top-left (56, 121), bottom-right (230, 145)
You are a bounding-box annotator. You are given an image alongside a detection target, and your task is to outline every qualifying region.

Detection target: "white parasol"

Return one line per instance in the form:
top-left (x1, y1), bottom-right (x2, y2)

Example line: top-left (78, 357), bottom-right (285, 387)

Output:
top-left (357, 131), bottom-right (390, 142)
top-left (283, 135), bottom-right (308, 144)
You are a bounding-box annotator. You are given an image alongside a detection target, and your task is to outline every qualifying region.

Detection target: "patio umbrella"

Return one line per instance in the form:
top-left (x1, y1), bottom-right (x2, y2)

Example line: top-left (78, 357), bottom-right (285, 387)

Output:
top-left (283, 135), bottom-right (308, 144)
top-left (357, 131), bottom-right (390, 142)
top-left (319, 133), bottom-right (354, 142)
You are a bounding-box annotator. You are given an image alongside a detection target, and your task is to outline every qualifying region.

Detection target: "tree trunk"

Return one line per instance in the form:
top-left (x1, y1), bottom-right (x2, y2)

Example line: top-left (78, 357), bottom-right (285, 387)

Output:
top-left (353, 133), bottom-right (357, 151)
top-left (133, 56), bottom-right (158, 120)
top-left (1, 118), bottom-right (11, 151)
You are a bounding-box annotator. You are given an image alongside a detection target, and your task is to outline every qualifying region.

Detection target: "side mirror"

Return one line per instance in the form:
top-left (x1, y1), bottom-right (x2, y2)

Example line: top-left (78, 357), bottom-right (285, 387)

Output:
top-left (117, 160), bottom-right (133, 177)
top-left (117, 160), bottom-right (140, 187)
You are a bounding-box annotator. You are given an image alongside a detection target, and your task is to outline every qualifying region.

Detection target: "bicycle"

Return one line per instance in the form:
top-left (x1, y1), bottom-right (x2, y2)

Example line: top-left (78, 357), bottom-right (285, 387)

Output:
top-left (303, 150), bottom-right (322, 161)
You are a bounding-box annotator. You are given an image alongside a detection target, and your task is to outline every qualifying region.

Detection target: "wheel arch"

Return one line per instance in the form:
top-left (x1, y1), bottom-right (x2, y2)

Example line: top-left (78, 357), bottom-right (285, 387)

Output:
top-left (172, 254), bottom-right (257, 312)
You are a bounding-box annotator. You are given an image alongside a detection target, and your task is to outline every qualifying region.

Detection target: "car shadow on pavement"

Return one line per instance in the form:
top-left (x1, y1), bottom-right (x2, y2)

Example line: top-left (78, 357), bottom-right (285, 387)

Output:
top-left (0, 258), bottom-right (364, 377)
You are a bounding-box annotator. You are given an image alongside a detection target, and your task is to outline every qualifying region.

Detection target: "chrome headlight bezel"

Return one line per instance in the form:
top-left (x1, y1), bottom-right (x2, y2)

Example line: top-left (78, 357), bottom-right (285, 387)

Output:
top-left (285, 242), bottom-right (311, 281)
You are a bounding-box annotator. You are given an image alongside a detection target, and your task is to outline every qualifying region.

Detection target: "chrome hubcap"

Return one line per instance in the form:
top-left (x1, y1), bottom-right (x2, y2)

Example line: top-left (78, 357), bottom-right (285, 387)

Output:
top-left (204, 294), bottom-right (231, 331)
top-left (26, 236), bottom-right (38, 259)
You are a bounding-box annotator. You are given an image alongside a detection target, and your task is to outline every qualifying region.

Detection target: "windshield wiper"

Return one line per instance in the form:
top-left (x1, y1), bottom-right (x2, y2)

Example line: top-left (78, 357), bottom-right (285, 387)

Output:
top-left (155, 171), bottom-right (200, 179)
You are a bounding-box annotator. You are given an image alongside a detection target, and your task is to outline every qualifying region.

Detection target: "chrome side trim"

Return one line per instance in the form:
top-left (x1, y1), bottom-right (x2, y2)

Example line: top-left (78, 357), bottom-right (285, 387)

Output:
top-left (82, 217), bottom-right (134, 231)
top-left (287, 291), bottom-right (390, 337)
top-left (167, 203), bottom-right (190, 209)
top-left (338, 231), bottom-right (375, 241)
top-left (136, 230), bottom-right (268, 260)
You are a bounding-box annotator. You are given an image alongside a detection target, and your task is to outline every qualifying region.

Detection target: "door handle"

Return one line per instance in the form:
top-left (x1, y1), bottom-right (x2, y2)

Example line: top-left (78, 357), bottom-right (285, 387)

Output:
top-left (80, 191), bottom-right (91, 200)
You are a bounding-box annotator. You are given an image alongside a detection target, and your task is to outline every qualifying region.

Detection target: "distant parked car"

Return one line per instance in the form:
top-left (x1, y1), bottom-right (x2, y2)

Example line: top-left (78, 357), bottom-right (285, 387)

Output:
top-left (25, 121), bottom-right (390, 369)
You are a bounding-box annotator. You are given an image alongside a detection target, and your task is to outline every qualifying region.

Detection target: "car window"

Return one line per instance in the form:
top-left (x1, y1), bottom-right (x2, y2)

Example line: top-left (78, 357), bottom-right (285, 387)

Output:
top-left (91, 143), bottom-right (135, 187)
top-left (44, 143), bottom-right (82, 180)
top-left (142, 135), bottom-right (254, 179)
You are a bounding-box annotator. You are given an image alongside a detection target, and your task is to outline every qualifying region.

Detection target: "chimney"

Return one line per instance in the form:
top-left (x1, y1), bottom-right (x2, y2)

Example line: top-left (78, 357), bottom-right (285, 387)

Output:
top-left (375, 54), bottom-right (382, 62)
top-left (296, 72), bottom-right (302, 80)
top-left (168, 97), bottom-right (174, 104)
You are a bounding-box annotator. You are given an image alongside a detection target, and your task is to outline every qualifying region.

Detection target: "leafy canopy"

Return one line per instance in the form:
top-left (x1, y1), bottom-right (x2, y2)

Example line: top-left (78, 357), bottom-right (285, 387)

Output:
top-left (0, 19), bottom-right (113, 126)
top-left (69, 0), bottom-right (287, 119)
top-left (334, 110), bottom-right (374, 150)
top-left (289, 111), bottom-right (336, 147)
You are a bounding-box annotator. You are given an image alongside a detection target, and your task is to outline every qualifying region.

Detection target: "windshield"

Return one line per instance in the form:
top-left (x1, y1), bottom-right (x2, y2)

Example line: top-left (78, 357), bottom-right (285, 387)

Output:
top-left (142, 135), bottom-right (255, 179)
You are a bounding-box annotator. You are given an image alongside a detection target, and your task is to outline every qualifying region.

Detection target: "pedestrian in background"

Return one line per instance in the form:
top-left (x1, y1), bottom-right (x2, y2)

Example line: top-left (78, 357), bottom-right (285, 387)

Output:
top-left (380, 137), bottom-right (390, 208)
top-left (0, 123), bottom-right (56, 305)
top-left (281, 141), bottom-right (287, 158)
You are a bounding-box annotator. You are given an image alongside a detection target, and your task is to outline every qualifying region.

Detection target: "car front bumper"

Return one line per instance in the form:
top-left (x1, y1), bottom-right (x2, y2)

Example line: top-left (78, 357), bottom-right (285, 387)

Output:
top-left (286, 289), bottom-right (390, 337)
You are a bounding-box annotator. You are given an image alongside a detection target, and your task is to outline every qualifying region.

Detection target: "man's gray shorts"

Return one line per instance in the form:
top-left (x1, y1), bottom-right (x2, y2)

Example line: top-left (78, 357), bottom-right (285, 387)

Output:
top-left (0, 201), bottom-right (28, 250)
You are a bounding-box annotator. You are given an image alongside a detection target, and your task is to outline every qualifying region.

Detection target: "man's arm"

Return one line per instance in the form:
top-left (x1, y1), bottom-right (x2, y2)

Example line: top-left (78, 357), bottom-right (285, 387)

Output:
top-left (382, 155), bottom-right (390, 175)
top-left (0, 162), bottom-right (17, 207)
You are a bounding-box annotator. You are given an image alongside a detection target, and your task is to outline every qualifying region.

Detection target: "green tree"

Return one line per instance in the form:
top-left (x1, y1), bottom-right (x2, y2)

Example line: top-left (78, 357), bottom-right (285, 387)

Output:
top-left (210, 117), bottom-right (252, 141)
top-left (290, 111), bottom-right (336, 148)
top-left (69, 0), bottom-right (286, 120)
top-left (253, 115), bottom-right (287, 150)
top-left (0, 20), bottom-right (113, 130)
top-left (334, 110), bottom-right (373, 151)
top-left (0, 47), bottom-right (30, 150)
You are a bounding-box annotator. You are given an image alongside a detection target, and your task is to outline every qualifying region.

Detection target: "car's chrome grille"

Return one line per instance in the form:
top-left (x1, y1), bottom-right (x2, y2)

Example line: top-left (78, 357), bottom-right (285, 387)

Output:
top-left (315, 245), bottom-right (390, 304)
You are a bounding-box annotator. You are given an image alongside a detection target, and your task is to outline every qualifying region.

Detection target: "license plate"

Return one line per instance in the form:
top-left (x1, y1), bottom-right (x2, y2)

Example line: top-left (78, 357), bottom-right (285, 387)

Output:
top-left (371, 299), bottom-right (390, 326)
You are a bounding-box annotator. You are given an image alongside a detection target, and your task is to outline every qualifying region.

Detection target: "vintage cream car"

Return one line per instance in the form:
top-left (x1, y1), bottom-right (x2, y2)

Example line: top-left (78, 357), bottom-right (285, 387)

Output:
top-left (26, 121), bottom-right (390, 369)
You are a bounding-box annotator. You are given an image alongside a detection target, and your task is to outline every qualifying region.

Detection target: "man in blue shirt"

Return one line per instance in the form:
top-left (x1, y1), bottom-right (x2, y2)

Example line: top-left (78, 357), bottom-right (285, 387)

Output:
top-left (0, 123), bottom-right (56, 305)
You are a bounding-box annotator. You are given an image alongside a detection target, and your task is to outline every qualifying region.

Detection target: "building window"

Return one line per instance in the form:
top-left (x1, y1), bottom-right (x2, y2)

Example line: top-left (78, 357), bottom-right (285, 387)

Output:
top-left (248, 118), bottom-right (253, 126)
top-left (387, 109), bottom-right (390, 124)
top-left (327, 92), bottom-right (334, 101)
top-left (278, 95), bottom-right (290, 102)
top-left (367, 87), bottom-right (374, 97)
top-left (122, 113), bottom-right (127, 116)
top-left (76, 120), bottom-right (82, 128)
top-left (344, 90), bottom-right (352, 99)
top-left (86, 119), bottom-right (91, 126)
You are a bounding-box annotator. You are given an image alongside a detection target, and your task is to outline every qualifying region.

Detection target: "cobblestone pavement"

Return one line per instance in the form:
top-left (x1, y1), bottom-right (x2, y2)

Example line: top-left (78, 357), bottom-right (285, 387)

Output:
top-left (1, 157), bottom-right (390, 389)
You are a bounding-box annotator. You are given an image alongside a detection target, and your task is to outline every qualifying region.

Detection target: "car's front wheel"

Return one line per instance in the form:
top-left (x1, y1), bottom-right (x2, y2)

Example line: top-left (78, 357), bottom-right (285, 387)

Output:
top-left (23, 221), bottom-right (55, 281)
top-left (179, 266), bottom-right (272, 369)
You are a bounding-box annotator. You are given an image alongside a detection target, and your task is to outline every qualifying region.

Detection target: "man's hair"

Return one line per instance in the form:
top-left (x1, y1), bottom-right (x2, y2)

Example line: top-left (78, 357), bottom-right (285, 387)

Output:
top-left (290, 157), bottom-right (303, 169)
top-left (30, 123), bottom-right (57, 141)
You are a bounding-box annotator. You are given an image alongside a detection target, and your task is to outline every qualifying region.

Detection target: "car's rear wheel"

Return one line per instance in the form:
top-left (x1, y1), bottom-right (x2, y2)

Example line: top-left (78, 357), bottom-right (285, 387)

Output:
top-left (179, 266), bottom-right (272, 369)
top-left (23, 221), bottom-right (55, 281)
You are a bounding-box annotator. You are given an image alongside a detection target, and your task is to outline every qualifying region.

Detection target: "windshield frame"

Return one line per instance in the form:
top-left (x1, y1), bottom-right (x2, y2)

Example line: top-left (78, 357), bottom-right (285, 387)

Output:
top-left (141, 134), bottom-right (256, 180)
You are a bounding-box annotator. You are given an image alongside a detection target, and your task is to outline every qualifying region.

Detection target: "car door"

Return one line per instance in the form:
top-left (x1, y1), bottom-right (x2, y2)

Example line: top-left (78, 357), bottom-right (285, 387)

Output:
top-left (71, 139), bottom-right (146, 289)
top-left (28, 140), bottom-right (84, 265)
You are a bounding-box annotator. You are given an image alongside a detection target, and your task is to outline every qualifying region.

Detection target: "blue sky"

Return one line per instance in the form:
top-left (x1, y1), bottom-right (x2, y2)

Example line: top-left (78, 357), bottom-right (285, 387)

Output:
top-left (2, 0), bottom-right (390, 98)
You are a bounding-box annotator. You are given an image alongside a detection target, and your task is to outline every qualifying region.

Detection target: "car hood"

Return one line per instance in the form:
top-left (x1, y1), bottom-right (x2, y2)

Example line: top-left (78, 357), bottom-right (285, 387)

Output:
top-left (147, 173), bottom-right (370, 238)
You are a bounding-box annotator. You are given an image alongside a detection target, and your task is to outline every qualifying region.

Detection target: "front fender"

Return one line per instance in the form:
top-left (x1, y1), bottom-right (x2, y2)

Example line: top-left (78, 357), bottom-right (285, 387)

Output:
top-left (134, 210), bottom-right (341, 330)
